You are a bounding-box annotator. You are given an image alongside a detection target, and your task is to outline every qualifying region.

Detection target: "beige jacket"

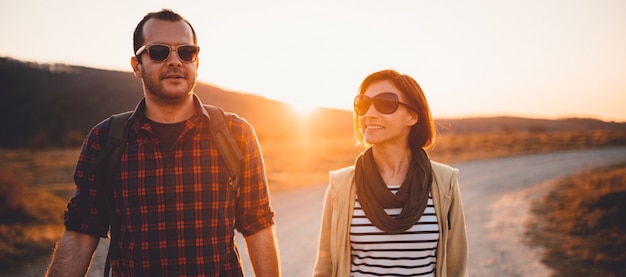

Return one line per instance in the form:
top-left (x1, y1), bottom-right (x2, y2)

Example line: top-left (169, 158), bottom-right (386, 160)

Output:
top-left (313, 161), bottom-right (468, 277)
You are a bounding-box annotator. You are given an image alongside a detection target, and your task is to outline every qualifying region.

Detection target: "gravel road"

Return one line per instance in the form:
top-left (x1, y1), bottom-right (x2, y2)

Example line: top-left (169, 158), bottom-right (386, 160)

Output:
top-left (17, 146), bottom-right (626, 276)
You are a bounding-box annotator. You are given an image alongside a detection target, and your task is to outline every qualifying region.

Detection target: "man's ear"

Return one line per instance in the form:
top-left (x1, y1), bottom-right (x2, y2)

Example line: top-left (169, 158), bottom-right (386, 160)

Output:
top-left (131, 56), bottom-right (142, 78)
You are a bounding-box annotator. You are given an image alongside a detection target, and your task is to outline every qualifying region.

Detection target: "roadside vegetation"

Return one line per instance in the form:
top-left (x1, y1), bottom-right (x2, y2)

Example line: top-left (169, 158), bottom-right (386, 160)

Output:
top-left (429, 129), bottom-right (626, 164)
top-left (0, 165), bottom-right (65, 273)
top-left (527, 163), bottom-right (626, 276)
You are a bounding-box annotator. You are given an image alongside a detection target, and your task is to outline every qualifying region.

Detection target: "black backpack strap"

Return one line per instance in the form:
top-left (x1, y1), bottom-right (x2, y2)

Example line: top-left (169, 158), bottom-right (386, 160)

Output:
top-left (85, 111), bottom-right (132, 176)
top-left (87, 111), bottom-right (131, 277)
top-left (204, 104), bottom-right (243, 193)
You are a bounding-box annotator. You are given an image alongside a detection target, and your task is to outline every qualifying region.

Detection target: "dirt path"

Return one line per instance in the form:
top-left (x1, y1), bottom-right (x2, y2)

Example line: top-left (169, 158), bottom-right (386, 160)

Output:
top-left (20, 146), bottom-right (626, 276)
top-left (455, 146), bottom-right (626, 276)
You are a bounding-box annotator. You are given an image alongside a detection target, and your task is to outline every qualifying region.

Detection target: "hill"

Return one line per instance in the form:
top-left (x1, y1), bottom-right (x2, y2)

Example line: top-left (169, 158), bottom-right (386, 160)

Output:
top-left (0, 57), bottom-right (352, 148)
top-left (1, 57), bottom-right (625, 149)
top-left (436, 116), bottom-right (626, 134)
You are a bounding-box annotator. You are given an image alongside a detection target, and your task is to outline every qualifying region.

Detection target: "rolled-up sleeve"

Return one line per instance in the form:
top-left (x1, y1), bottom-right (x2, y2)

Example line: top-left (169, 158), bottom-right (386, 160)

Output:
top-left (64, 120), bottom-right (111, 238)
top-left (234, 119), bottom-right (275, 236)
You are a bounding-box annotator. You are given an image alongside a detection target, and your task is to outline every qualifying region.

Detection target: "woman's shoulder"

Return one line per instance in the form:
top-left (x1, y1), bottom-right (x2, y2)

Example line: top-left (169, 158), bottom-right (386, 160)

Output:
top-left (430, 160), bottom-right (460, 193)
top-left (330, 165), bottom-right (355, 176)
top-left (330, 165), bottom-right (355, 181)
top-left (329, 165), bottom-right (355, 190)
top-left (430, 160), bottom-right (458, 173)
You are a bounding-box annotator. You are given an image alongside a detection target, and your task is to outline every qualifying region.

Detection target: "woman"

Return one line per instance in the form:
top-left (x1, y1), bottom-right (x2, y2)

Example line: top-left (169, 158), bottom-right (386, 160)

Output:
top-left (313, 69), bottom-right (468, 277)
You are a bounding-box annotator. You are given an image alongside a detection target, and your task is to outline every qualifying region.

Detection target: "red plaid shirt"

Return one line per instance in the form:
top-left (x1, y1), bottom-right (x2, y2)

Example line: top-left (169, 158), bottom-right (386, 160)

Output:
top-left (65, 96), bottom-right (275, 276)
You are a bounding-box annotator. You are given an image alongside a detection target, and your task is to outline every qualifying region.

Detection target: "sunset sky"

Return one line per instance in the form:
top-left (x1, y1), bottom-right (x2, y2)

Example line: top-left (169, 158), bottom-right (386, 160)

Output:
top-left (2, 0), bottom-right (625, 121)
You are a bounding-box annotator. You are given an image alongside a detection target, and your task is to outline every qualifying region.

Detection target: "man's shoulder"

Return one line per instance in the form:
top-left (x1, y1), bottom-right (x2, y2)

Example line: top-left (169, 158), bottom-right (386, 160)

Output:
top-left (219, 110), bottom-right (256, 137)
top-left (222, 111), bottom-right (246, 125)
top-left (87, 115), bottom-right (120, 141)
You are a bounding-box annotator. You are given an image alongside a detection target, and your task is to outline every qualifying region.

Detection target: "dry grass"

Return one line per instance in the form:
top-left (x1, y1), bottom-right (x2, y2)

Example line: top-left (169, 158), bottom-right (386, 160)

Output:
top-left (428, 129), bottom-right (626, 164)
top-left (0, 164), bottom-right (66, 272)
top-left (526, 163), bottom-right (626, 277)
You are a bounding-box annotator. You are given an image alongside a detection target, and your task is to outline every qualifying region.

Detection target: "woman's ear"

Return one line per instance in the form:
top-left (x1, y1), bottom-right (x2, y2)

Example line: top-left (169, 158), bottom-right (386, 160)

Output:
top-left (406, 111), bottom-right (419, 127)
top-left (131, 56), bottom-right (142, 78)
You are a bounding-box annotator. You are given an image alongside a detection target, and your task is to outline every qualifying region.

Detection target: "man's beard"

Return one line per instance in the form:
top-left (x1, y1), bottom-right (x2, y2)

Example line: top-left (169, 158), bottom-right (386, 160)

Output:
top-left (142, 67), bottom-right (196, 100)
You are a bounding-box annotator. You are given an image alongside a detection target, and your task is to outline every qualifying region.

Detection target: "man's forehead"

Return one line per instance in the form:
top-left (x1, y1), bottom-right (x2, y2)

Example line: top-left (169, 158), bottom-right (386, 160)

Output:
top-left (142, 19), bottom-right (194, 43)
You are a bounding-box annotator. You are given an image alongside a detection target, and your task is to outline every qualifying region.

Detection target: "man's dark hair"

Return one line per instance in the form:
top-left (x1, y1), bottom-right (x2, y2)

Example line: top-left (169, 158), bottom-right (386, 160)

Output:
top-left (133, 9), bottom-right (198, 62)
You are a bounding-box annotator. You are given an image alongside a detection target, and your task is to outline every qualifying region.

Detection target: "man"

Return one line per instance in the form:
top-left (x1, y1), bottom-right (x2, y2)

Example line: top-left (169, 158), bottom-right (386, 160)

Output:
top-left (46, 9), bottom-right (280, 276)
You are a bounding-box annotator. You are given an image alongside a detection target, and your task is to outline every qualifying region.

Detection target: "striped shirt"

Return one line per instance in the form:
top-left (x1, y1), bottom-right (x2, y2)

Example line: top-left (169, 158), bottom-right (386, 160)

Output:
top-left (350, 187), bottom-right (438, 276)
top-left (64, 96), bottom-right (275, 276)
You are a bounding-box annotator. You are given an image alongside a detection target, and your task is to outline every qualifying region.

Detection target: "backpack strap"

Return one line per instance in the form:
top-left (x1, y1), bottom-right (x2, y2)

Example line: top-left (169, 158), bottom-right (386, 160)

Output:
top-left (103, 111), bottom-right (131, 277)
top-left (85, 111), bottom-right (132, 176)
top-left (86, 111), bottom-right (131, 277)
top-left (204, 104), bottom-right (244, 193)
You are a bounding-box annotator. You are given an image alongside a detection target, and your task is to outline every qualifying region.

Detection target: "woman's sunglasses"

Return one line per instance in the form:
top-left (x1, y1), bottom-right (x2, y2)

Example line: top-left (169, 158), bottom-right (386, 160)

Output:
top-left (135, 44), bottom-right (200, 63)
top-left (353, 92), bottom-right (414, 116)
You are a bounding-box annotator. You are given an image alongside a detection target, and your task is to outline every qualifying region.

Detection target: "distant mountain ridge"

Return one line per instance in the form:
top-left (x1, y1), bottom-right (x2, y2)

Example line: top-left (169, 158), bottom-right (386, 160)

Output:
top-left (435, 116), bottom-right (626, 134)
top-left (1, 57), bottom-right (624, 148)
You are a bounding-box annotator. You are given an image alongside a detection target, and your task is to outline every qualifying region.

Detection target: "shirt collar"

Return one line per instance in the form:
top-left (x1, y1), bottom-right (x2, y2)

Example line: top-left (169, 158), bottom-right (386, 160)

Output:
top-left (127, 94), bottom-right (211, 132)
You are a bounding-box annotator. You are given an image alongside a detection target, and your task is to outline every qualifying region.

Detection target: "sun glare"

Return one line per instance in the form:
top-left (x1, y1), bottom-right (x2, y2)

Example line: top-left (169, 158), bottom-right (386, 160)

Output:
top-left (289, 101), bottom-right (319, 118)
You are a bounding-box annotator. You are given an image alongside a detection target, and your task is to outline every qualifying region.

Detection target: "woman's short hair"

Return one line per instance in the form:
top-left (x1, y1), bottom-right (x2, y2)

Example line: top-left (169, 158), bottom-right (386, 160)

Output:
top-left (354, 69), bottom-right (436, 150)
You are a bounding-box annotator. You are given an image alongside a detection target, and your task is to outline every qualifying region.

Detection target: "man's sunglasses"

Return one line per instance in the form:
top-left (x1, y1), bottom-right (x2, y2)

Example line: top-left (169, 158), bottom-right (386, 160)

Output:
top-left (135, 44), bottom-right (200, 63)
top-left (354, 92), bottom-right (414, 116)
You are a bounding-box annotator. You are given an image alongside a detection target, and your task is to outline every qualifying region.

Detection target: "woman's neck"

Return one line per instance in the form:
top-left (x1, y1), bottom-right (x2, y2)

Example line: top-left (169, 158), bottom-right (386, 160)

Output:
top-left (372, 146), bottom-right (412, 185)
